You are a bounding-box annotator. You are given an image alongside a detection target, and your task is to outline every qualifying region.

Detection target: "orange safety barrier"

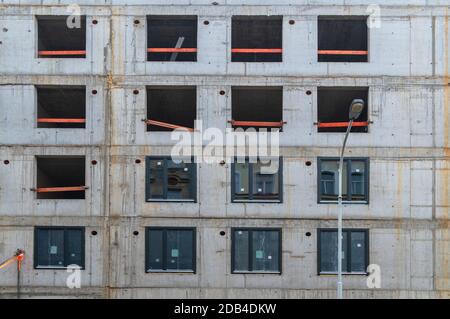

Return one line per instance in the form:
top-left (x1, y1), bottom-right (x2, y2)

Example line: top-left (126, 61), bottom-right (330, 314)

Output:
top-left (35, 186), bottom-right (87, 193)
top-left (317, 121), bottom-right (369, 128)
top-left (0, 250), bottom-right (24, 270)
top-left (147, 48), bottom-right (197, 53)
top-left (229, 120), bottom-right (286, 128)
top-left (318, 50), bottom-right (368, 55)
top-left (38, 50), bottom-right (86, 56)
top-left (232, 48), bottom-right (282, 53)
top-left (37, 118), bottom-right (86, 123)
top-left (145, 119), bottom-right (194, 132)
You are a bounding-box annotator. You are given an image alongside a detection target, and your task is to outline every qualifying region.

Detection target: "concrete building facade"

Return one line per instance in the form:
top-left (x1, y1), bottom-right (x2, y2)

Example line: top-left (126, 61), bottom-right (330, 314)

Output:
top-left (0, 0), bottom-right (449, 299)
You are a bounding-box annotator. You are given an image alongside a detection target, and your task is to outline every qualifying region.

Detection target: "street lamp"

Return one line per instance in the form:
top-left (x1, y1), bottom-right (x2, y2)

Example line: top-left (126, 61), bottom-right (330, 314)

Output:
top-left (337, 99), bottom-right (365, 299)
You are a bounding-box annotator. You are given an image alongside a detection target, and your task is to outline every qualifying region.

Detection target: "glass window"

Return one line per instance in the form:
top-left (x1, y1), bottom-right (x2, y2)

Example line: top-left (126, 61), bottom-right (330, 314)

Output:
top-left (147, 229), bottom-right (164, 270)
top-left (232, 229), bottom-right (281, 273)
top-left (146, 228), bottom-right (195, 272)
top-left (318, 229), bottom-right (368, 274)
top-left (35, 227), bottom-right (84, 268)
top-left (232, 158), bottom-right (282, 202)
top-left (146, 157), bottom-right (196, 201)
top-left (233, 230), bottom-right (249, 272)
top-left (319, 158), bottom-right (368, 203)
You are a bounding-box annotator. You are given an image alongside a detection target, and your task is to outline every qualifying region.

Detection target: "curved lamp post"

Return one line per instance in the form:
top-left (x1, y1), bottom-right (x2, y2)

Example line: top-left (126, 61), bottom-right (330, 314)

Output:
top-left (337, 99), bottom-right (365, 299)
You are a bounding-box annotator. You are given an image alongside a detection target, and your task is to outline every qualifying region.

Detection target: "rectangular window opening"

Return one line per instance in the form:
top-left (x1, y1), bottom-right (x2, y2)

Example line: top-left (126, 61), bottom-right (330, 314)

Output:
top-left (36, 156), bottom-right (86, 199)
top-left (37, 16), bottom-right (86, 58)
top-left (145, 157), bottom-right (196, 202)
top-left (318, 16), bottom-right (368, 62)
top-left (318, 87), bottom-right (368, 133)
top-left (37, 86), bottom-right (86, 128)
top-left (232, 158), bottom-right (282, 202)
top-left (318, 158), bottom-right (369, 203)
top-left (232, 16), bottom-right (282, 62)
top-left (318, 229), bottom-right (369, 274)
top-left (34, 227), bottom-right (85, 269)
top-left (232, 228), bottom-right (281, 273)
top-left (147, 15), bottom-right (197, 62)
top-left (146, 228), bottom-right (196, 272)
top-left (146, 86), bottom-right (196, 131)
top-left (231, 87), bottom-right (283, 130)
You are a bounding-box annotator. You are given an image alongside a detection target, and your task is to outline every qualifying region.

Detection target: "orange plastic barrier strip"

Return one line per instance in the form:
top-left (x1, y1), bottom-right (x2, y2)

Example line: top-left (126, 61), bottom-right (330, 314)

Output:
top-left (0, 257), bottom-right (16, 270)
top-left (318, 50), bottom-right (368, 55)
top-left (147, 48), bottom-right (197, 53)
top-left (230, 120), bottom-right (285, 128)
top-left (35, 186), bottom-right (87, 193)
top-left (318, 121), bottom-right (369, 128)
top-left (37, 118), bottom-right (86, 123)
top-left (232, 48), bottom-right (282, 53)
top-left (145, 119), bottom-right (194, 132)
top-left (38, 50), bottom-right (86, 56)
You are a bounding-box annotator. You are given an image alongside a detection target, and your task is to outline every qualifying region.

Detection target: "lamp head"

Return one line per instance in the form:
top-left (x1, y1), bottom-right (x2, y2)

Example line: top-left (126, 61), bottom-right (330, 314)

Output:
top-left (348, 99), bottom-right (365, 120)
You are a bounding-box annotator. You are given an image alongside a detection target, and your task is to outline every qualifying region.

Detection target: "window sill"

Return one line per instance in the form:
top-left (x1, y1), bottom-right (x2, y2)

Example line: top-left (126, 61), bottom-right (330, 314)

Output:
top-left (319, 272), bottom-right (368, 276)
top-left (319, 200), bottom-right (368, 205)
top-left (145, 270), bottom-right (195, 274)
top-left (232, 200), bottom-right (282, 204)
top-left (146, 199), bottom-right (196, 203)
top-left (35, 266), bottom-right (84, 270)
top-left (232, 271), bottom-right (281, 275)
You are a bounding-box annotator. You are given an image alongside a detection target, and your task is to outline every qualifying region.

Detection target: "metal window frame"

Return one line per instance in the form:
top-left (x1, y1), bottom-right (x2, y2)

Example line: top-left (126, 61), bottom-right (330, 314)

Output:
top-left (34, 226), bottom-right (85, 270)
top-left (145, 227), bottom-right (196, 273)
top-left (231, 228), bottom-right (282, 274)
top-left (145, 156), bottom-right (197, 202)
top-left (317, 157), bottom-right (369, 204)
top-left (317, 228), bottom-right (369, 275)
top-left (231, 157), bottom-right (283, 203)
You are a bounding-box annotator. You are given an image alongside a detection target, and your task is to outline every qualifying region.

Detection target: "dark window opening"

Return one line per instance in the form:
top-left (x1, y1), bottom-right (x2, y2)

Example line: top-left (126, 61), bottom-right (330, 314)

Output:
top-left (36, 156), bottom-right (85, 199)
top-left (318, 87), bottom-right (368, 133)
top-left (232, 16), bottom-right (282, 62)
top-left (318, 16), bottom-right (368, 62)
top-left (231, 87), bottom-right (283, 130)
top-left (232, 158), bottom-right (282, 202)
top-left (318, 229), bottom-right (368, 274)
top-left (146, 228), bottom-right (196, 272)
top-left (37, 16), bottom-right (86, 58)
top-left (147, 16), bottom-right (197, 62)
top-left (34, 227), bottom-right (85, 269)
top-left (318, 158), bottom-right (369, 203)
top-left (37, 86), bottom-right (86, 128)
top-left (232, 228), bottom-right (281, 273)
top-left (145, 157), bottom-right (196, 202)
top-left (146, 86), bottom-right (196, 131)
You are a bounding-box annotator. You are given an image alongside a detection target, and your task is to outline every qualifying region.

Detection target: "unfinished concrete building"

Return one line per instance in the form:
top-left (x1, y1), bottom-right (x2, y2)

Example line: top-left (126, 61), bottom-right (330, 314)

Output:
top-left (0, 0), bottom-right (449, 299)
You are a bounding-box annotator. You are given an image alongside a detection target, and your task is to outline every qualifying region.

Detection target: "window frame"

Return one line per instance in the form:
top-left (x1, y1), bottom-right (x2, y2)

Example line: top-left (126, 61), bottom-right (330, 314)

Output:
top-left (231, 157), bottom-right (283, 203)
top-left (231, 228), bottom-right (282, 274)
top-left (145, 156), bottom-right (197, 203)
top-left (145, 227), bottom-right (196, 273)
top-left (34, 226), bottom-right (85, 270)
top-left (317, 157), bottom-right (369, 204)
top-left (317, 228), bottom-right (369, 275)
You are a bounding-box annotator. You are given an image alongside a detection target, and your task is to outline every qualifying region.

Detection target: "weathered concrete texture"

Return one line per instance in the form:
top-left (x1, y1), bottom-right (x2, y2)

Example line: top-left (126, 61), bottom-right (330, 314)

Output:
top-left (0, 1), bottom-right (449, 299)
